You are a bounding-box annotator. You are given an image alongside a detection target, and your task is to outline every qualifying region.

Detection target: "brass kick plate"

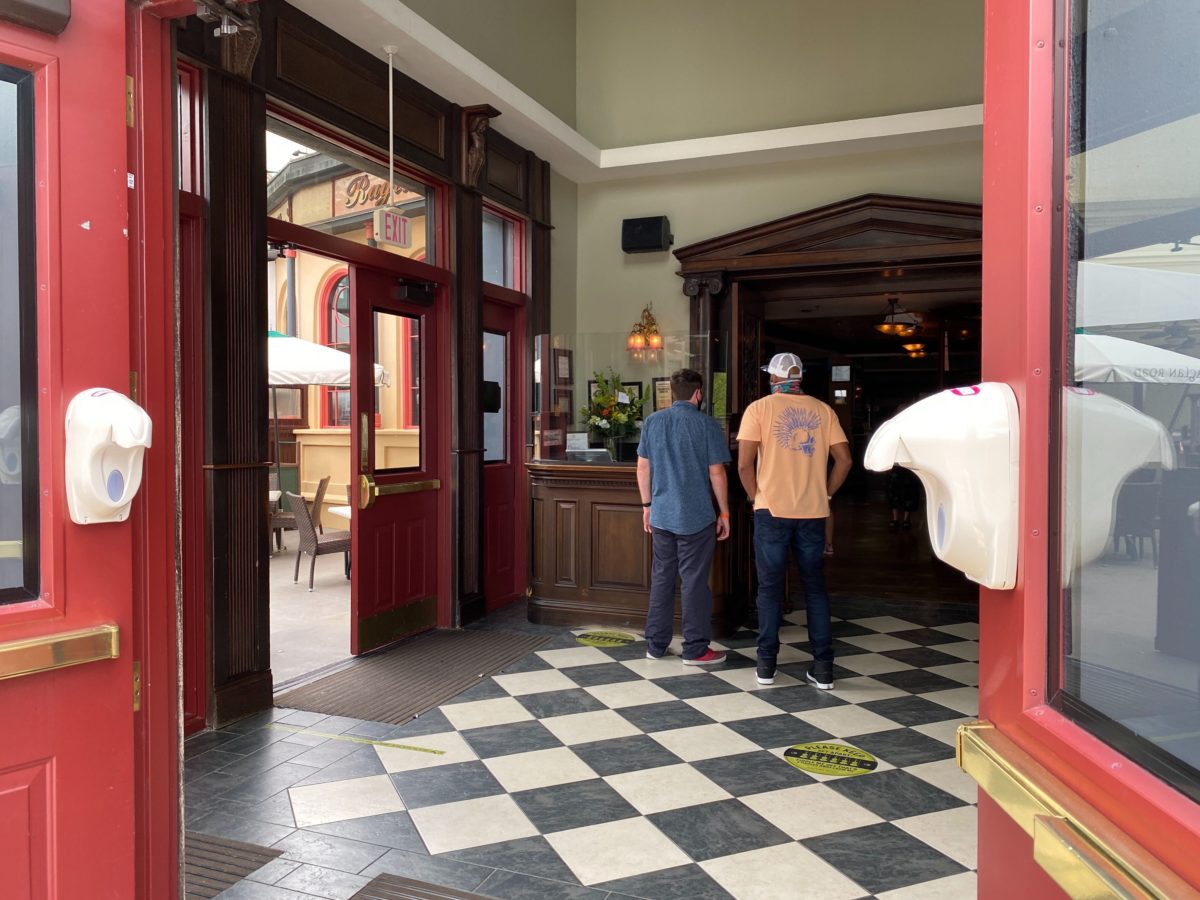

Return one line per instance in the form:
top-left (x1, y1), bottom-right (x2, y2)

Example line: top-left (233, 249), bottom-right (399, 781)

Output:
top-left (0, 625), bottom-right (120, 681)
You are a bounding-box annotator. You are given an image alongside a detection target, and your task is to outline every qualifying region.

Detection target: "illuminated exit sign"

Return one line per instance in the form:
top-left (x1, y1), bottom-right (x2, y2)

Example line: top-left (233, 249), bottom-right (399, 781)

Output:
top-left (373, 207), bottom-right (412, 249)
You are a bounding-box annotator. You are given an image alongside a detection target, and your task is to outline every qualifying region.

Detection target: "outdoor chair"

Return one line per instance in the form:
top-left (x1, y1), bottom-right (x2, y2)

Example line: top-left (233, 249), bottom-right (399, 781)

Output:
top-left (285, 490), bottom-right (351, 591)
top-left (310, 475), bottom-right (331, 535)
top-left (268, 472), bottom-right (296, 552)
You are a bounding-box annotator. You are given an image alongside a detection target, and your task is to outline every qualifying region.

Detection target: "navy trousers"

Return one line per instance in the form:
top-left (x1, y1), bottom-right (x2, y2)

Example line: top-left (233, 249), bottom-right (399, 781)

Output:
top-left (646, 525), bottom-right (717, 660)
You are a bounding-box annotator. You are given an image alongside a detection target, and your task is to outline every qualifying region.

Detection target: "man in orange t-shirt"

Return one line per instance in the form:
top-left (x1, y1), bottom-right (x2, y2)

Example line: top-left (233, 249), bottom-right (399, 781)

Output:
top-left (737, 353), bottom-right (852, 689)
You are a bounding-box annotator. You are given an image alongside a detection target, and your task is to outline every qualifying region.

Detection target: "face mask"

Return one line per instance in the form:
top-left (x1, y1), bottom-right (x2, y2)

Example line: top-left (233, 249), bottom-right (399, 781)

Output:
top-left (697, 392), bottom-right (706, 412)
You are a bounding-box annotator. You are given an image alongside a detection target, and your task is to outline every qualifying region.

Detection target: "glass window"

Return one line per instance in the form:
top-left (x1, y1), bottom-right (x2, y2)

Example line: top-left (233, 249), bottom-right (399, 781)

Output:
top-left (0, 65), bottom-right (37, 604)
top-left (324, 275), bottom-right (352, 427)
top-left (483, 209), bottom-right (516, 288)
top-left (266, 117), bottom-right (435, 264)
top-left (483, 330), bottom-right (507, 462)
top-left (1055, 0), bottom-right (1200, 799)
top-left (372, 308), bottom-right (421, 472)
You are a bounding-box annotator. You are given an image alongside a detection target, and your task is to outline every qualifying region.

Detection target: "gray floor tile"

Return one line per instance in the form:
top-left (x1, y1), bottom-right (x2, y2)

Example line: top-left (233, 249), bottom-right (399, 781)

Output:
top-left (571, 735), bottom-right (682, 777)
top-left (748, 684), bottom-right (847, 713)
top-left (559, 662), bottom-right (644, 688)
top-left (220, 762), bottom-right (322, 803)
top-left (461, 720), bottom-right (564, 759)
top-left (184, 729), bottom-right (241, 759)
top-left (802, 822), bottom-right (967, 894)
top-left (649, 799), bottom-right (791, 861)
top-left (850, 729), bottom-right (957, 768)
top-left (826, 769), bottom-right (967, 820)
top-left (501, 654), bottom-right (556, 674)
top-left (273, 830), bottom-right (389, 874)
top-left (512, 779), bottom-right (639, 833)
top-left (869, 669), bottom-right (968, 695)
top-left (360, 848), bottom-right (493, 891)
top-left (277, 710), bottom-right (331, 728)
top-left (444, 679), bottom-right (511, 704)
top-left (274, 863), bottom-right (370, 900)
top-left (654, 675), bottom-right (742, 701)
top-left (476, 869), bottom-right (608, 900)
top-left (597, 641), bottom-right (655, 661)
top-left (217, 729), bottom-right (295, 757)
top-left (212, 880), bottom-right (314, 899)
top-left (292, 747), bottom-right (387, 787)
top-left (186, 749), bottom-right (244, 782)
top-left (880, 647), bottom-right (965, 669)
top-left (188, 809), bottom-right (295, 847)
top-left (306, 811), bottom-right (426, 854)
top-left (445, 836), bottom-right (581, 885)
top-left (386, 708), bottom-right (456, 739)
top-left (724, 714), bottom-right (832, 750)
top-left (287, 740), bottom-right (363, 770)
top-left (218, 742), bottom-right (314, 780)
top-left (858, 696), bottom-right (966, 727)
top-left (515, 689), bottom-right (607, 719)
top-left (887, 628), bottom-right (961, 646)
top-left (616, 701), bottom-right (716, 733)
top-left (598, 862), bottom-right (735, 900)
top-left (390, 760), bottom-right (506, 809)
top-left (692, 750), bottom-right (813, 797)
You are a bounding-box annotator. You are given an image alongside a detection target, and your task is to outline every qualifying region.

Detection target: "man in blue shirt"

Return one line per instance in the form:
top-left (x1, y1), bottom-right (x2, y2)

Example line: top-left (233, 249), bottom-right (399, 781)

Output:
top-left (636, 369), bottom-right (731, 664)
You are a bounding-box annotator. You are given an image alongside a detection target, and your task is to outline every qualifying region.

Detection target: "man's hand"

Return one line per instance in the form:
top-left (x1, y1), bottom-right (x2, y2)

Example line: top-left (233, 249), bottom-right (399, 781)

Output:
top-left (715, 516), bottom-right (730, 540)
top-left (642, 506), bottom-right (652, 534)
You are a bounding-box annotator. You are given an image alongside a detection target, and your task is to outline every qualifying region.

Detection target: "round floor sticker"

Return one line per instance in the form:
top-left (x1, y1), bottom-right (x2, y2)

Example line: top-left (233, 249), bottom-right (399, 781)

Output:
top-left (576, 630), bottom-right (637, 648)
top-left (784, 742), bottom-right (877, 777)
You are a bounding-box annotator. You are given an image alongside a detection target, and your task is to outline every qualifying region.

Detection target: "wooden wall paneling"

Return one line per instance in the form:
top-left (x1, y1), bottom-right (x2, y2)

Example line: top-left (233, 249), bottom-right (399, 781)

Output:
top-left (482, 129), bottom-right (529, 212)
top-left (590, 504), bottom-right (650, 591)
top-left (258, 0), bottom-right (453, 178)
top-left (205, 71), bottom-right (272, 725)
top-left (554, 501), bottom-right (577, 586)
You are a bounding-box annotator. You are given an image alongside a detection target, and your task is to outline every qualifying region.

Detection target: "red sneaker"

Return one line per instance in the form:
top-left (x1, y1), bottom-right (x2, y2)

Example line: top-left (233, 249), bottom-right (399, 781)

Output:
top-left (682, 649), bottom-right (727, 666)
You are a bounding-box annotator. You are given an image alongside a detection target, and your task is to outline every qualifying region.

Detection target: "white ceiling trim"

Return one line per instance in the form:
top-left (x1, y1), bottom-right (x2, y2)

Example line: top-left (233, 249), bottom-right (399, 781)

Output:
top-left (288, 0), bottom-right (983, 184)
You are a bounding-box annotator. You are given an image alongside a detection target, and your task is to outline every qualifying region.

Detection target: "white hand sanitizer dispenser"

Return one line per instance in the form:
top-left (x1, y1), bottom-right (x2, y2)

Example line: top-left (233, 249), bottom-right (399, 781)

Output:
top-left (864, 383), bottom-right (1020, 590)
top-left (64, 388), bottom-right (153, 524)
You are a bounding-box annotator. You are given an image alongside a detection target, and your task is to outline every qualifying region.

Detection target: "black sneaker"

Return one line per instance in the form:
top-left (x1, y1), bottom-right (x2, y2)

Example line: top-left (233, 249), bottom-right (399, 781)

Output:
top-left (806, 663), bottom-right (834, 690)
top-left (756, 658), bottom-right (776, 685)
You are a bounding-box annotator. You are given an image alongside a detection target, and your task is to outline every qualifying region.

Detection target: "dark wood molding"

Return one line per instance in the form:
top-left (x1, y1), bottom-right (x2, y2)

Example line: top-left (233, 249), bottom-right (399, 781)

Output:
top-left (683, 273), bottom-right (724, 297)
top-left (212, 670), bottom-right (274, 727)
top-left (220, 2), bottom-right (261, 80)
top-left (0, 0), bottom-right (68, 34)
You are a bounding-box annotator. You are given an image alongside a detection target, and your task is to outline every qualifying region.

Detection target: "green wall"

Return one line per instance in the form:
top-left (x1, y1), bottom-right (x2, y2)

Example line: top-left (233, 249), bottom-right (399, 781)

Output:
top-left (550, 171), bottom-right (578, 338)
top-left (401, 0), bottom-right (577, 126)
top-left (576, 0), bottom-right (983, 147)
top-left (574, 141), bottom-right (983, 338)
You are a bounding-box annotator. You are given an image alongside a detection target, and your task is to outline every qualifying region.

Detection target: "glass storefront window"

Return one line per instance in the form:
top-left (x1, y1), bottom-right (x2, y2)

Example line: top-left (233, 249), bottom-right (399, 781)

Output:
top-left (483, 330), bottom-right (507, 462)
top-left (0, 65), bottom-right (37, 604)
top-left (267, 117), bottom-right (435, 264)
top-left (372, 308), bottom-right (421, 473)
top-left (1055, 0), bottom-right (1200, 799)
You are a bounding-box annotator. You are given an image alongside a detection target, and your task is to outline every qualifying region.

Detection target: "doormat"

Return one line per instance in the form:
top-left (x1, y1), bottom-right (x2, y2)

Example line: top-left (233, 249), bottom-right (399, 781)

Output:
top-left (783, 741), bottom-right (878, 777)
top-left (184, 832), bottom-right (283, 899)
top-left (274, 628), bottom-right (551, 725)
top-left (351, 873), bottom-right (491, 899)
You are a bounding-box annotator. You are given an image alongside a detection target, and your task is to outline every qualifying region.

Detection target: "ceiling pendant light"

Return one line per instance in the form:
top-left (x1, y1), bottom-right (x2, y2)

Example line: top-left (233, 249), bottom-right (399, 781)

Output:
top-left (901, 342), bottom-right (925, 352)
top-left (874, 297), bottom-right (921, 336)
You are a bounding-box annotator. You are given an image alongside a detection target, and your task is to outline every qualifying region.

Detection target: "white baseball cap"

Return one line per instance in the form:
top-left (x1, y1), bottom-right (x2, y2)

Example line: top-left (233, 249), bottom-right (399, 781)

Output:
top-left (762, 352), bottom-right (803, 378)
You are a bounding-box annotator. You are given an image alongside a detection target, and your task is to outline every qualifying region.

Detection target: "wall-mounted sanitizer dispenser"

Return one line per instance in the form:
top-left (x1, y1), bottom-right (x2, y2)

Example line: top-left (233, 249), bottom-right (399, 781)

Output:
top-left (865, 383), bottom-right (1020, 590)
top-left (64, 388), bottom-right (153, 525)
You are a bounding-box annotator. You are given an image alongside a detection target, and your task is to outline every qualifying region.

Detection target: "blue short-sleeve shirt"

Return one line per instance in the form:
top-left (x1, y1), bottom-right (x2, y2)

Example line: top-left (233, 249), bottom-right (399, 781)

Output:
top-left (637, 401), bottom-right (731, 535)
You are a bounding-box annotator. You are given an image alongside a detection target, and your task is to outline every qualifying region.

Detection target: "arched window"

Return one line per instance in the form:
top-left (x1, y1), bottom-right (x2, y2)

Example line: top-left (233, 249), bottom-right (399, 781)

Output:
top-left (322, 273), bottom-right (351, 427)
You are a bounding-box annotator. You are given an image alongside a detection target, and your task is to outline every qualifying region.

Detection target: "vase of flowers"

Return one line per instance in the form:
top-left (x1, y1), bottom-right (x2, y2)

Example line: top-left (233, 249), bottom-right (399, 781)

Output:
top-left (582, 368), bottom-right (646, 460)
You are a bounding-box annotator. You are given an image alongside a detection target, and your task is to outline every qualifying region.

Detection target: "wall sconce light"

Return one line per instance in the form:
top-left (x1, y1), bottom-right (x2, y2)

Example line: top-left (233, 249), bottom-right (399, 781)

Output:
top-left (874, 298), bottom-right (920, 337)
top-left (627, 304), bottom-right (662, 358)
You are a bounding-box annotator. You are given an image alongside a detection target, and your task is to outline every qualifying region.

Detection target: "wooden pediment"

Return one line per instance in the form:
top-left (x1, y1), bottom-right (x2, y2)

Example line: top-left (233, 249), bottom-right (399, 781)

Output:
top-left (674, 194), bottom-right (981, 275)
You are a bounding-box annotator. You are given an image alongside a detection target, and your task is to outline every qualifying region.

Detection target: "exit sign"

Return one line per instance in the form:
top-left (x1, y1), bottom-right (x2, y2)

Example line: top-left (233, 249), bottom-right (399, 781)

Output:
top-left (373, 207), bottom-right (412, 249)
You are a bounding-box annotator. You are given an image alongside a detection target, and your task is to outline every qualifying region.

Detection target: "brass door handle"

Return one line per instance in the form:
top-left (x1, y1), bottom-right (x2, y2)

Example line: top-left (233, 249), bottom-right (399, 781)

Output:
top-left (357, 473), bottom-right (442, 509)
top-left (0, 625), bottom-right (119, 681)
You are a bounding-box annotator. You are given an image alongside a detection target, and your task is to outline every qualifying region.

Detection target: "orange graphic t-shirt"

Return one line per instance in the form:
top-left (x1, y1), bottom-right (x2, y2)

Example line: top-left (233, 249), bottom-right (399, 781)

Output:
top-left (737, 392), bottom-right (848, 519)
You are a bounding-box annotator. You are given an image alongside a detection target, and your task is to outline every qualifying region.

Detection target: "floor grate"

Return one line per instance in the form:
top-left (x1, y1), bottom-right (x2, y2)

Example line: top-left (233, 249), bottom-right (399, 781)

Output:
top-left (184, 832), bottom-right (282, 899)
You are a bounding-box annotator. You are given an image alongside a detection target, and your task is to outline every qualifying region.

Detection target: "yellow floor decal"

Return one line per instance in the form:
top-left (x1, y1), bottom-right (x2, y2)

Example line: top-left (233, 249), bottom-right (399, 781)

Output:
top-left (784, 741), bottom-right (877, 777)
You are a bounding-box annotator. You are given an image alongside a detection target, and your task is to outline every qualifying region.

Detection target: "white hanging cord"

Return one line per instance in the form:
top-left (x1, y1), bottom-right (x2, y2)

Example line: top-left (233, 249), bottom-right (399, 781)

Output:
top-left (384, 45), bottom-right (398, 205)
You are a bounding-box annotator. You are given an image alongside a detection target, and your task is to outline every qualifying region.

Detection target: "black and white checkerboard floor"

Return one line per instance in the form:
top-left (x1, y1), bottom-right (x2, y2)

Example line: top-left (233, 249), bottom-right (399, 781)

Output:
top-left (186, 603), bottom-right (979, 899)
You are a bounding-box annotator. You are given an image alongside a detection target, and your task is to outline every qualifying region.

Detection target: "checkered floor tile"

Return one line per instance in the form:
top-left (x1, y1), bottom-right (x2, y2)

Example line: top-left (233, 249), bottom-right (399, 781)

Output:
top-left (187, 601), bottom-right (979, 899)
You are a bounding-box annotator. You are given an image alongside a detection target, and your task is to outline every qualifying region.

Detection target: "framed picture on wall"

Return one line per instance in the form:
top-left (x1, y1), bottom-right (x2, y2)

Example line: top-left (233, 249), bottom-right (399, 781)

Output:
top-left (553, 349), bottom-right (573, 386)
top-left (621, 382), bottom-right (643, 404)
top-left (587, 379), bottom-right (600, 401)
top-left (553, 388), bottom-right (574, 419)
top-left (652, 376), bottom-right (672, 412)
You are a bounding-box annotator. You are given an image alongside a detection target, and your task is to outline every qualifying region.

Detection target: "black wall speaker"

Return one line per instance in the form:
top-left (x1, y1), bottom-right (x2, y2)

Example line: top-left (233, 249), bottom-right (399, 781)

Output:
top-left (622, 216), bottom-right (673, 253)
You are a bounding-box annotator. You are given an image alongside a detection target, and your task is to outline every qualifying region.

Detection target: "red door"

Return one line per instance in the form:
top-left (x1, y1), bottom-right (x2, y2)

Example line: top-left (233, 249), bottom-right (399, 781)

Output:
top-left (0, 7), bottom-right (141, 898)
top-left (350, 265), bottom-right (448, 653)
top-left (974, 0), bottom-right (1200, 895)
top-left (482, 296), bottom-right (527, 610)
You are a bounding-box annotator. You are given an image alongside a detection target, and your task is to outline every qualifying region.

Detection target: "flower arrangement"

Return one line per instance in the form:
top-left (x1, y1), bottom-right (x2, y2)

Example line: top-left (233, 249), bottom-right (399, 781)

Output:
top-left (582, 368), bottom-right (646, 441)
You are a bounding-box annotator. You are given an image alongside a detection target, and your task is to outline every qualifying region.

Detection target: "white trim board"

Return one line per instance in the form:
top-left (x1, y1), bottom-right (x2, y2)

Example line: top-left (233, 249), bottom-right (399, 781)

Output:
top-left (289, 0), bottom-right (983, 183)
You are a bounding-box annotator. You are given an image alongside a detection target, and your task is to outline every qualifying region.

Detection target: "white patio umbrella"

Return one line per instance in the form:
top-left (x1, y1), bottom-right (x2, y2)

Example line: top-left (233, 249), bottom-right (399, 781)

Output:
top-left (267, 331), bottom-right (391, 484)
top-left (1075, 333), bottom-right (1200, 384)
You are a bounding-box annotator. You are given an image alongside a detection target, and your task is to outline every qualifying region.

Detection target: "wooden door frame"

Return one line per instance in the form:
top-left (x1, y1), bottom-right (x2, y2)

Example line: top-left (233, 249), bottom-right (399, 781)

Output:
top-left (482, 283), bottom-right (530, 610)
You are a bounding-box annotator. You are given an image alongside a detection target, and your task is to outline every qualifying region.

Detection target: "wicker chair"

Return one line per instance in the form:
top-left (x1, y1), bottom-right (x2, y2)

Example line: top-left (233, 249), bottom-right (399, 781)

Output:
top-left (285, 491), bottom-right (350, 591)
top-left (268, 472), bottom-right (295, 551)
top-left (310, 475), bottom-right (331, 535)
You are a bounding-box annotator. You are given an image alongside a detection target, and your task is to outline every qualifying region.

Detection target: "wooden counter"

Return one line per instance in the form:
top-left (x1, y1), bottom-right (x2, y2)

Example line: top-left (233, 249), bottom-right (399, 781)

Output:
top-left (527, 462), bottom-right (745, 636)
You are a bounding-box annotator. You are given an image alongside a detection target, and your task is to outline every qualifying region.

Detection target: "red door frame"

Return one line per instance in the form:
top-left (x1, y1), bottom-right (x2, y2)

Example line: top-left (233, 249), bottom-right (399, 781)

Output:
top-left (980, 0), bottom-right (1200, 893)
top-left (482, 284), bottom-right (529, 610)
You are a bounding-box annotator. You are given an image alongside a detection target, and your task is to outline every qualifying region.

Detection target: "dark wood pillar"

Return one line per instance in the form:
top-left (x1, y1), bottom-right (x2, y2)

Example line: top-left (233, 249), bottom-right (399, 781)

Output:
top-left (203, 57), bottom-right (271, 725)
top-left (684, 272), bottom-right (725, 400)
top-left (452, 106), bottom-right (497, 625)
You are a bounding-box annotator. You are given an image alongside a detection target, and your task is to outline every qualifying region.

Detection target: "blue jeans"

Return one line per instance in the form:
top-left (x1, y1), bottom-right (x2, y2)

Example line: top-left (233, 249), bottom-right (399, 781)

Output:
top-left (753, 511), bottom-right (832, 665)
